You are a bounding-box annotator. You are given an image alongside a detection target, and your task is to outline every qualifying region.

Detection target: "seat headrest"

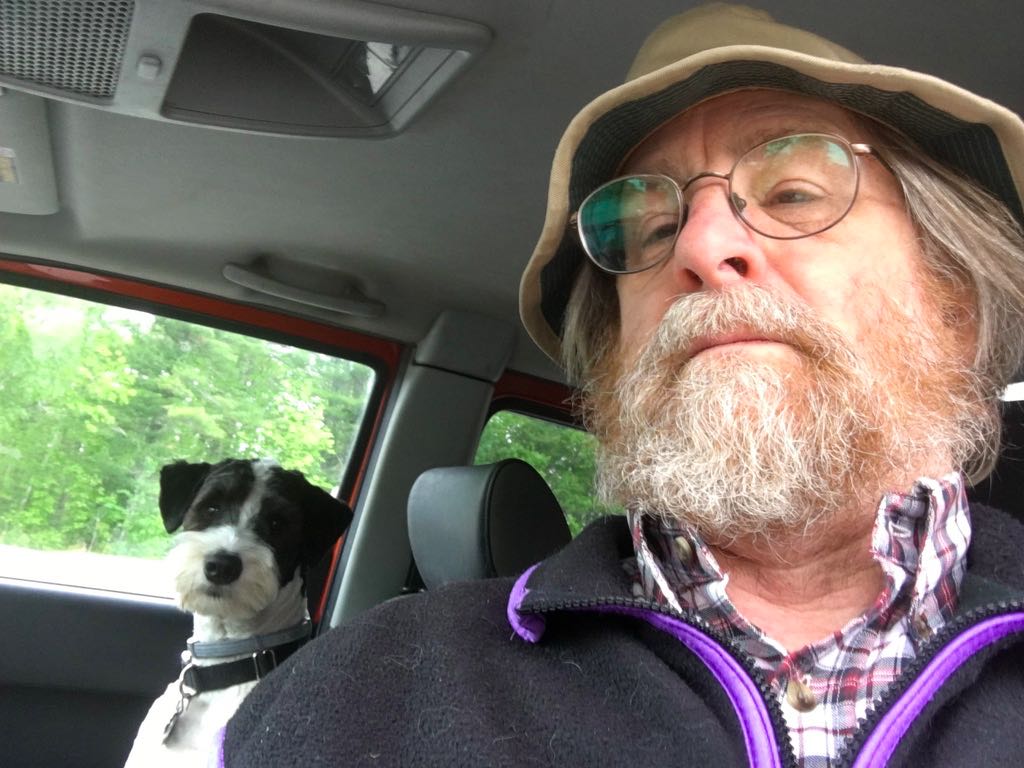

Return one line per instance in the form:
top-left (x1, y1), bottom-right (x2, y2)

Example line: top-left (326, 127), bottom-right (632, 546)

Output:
top-left (407, 459), bottom-right (572, 589)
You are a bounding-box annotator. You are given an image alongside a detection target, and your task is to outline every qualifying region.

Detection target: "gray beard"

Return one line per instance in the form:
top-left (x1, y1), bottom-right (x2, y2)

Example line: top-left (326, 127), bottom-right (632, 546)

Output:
top-left (590, 286), bottom-right (985, 545)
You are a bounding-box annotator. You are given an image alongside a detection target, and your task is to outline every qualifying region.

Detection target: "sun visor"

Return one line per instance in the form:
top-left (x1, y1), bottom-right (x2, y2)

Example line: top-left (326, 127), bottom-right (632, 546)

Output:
top-left (0, 89), bottom-right (58, 215)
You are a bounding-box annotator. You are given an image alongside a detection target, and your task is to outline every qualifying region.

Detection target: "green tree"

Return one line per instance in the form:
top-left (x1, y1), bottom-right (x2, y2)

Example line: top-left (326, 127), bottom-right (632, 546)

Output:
top-left (0, 295), bottom-right (140, 551)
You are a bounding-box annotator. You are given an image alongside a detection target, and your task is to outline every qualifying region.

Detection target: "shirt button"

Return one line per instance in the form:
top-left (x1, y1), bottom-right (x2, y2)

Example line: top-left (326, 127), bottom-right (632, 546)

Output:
top-left (786, 677), bottom-right (817, 712)
top-left (673, 536), bottom-right (693, 562)
top-left (913, 613), bottom-right (933, 639)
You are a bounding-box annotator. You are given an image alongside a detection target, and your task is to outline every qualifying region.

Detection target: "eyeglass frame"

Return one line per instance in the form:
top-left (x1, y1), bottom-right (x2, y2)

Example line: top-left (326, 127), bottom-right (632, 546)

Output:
top-left (568, 133), bottom-right (886, 276)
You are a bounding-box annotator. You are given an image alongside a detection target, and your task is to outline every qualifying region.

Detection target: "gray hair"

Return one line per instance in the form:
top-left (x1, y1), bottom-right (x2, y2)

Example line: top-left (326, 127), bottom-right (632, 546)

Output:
top-left (561, 123), bottom-right (1024, 479)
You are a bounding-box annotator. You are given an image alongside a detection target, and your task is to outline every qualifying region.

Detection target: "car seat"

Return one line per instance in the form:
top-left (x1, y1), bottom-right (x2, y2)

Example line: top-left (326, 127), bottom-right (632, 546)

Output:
top-left (407, 459), bottom-right (572, 589)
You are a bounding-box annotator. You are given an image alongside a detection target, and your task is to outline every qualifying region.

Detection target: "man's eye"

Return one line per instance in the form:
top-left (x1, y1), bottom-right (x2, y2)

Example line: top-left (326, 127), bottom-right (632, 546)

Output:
top-left (643, 224), bottom-right (677, 247)
top-left (639, 216), bottom-right (679, 248)
top-left (761, 182), bottom-right (825, 206)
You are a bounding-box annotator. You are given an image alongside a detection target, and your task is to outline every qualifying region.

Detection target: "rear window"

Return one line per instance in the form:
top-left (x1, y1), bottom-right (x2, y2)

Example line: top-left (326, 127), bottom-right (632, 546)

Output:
top-left (474, 409), bottom-right (618, 535)
top-left (0, 282), bottom-right (375, 596)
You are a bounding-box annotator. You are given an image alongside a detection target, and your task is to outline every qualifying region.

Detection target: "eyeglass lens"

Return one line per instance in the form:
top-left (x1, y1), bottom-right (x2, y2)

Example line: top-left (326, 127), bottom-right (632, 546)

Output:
top-left (577, 134), bottom-right (860, 274)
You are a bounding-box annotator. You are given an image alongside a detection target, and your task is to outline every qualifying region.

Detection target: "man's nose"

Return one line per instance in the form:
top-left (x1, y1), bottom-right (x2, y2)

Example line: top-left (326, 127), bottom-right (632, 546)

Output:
top-left (666, 181), bottom-right (768, 292)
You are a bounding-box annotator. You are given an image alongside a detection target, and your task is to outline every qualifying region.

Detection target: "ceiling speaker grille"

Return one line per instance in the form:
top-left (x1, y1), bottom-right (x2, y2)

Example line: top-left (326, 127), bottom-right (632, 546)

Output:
top-left (0, 0), bottom-right (135, 98)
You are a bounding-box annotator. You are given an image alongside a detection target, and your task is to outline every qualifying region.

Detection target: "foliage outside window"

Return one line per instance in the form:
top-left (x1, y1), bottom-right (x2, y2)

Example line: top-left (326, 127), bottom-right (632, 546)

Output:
top-left (474, 409), bottom-right (619, 536)
top-left (0, 283), bottom-right (374, 594)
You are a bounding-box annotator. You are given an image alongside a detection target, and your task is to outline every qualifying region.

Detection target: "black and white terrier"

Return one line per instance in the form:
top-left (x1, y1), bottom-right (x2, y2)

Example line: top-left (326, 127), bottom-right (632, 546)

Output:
top-left (124, 458), bottom-right (351, 767)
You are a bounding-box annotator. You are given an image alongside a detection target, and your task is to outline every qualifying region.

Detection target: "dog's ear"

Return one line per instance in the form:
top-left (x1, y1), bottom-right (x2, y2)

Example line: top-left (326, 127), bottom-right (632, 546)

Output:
top-left (286, 470), bottom-right (353, 569)
top-left (159, 461), bottom-right (213, 533)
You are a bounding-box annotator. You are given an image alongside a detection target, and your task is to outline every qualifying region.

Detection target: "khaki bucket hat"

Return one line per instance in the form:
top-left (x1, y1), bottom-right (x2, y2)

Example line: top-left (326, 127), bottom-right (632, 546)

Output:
top-left (520, 3), bottom-right (1024, 364)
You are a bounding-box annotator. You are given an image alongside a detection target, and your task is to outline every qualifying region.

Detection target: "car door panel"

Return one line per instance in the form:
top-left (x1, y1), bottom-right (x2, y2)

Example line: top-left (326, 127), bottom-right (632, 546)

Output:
top-left (0, 582), bottom-right (191, 768)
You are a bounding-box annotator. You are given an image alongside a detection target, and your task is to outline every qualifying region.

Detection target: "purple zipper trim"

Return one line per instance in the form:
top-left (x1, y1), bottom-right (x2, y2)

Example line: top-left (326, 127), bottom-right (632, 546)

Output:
top-left (507, 566), bottom-right (782, 768)
top-left (213, 724), bottom-right (227, 767)
top-left (851, 611), bottom-right (1024, 768)
top-left (507, 564), bottom-right (546, 642)
top-left (598, 604), bottom-right (783, 768)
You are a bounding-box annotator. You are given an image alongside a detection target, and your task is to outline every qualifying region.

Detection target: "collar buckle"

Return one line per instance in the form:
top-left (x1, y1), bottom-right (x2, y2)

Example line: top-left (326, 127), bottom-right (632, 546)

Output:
top-left (252, 648), bottom-right (278, 680)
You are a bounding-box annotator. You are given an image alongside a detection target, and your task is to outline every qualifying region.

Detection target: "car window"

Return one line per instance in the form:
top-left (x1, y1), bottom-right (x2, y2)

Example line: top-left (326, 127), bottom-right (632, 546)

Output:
top-left (0, 282), bottom-right (376, 597)
top-left (474, 409), bottom-right (619, 535)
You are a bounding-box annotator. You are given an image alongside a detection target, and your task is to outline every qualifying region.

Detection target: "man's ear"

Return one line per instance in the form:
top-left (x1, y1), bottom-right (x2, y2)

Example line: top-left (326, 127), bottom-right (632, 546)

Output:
top-left (159, 461), bottom-right (213, 533)
top-left (286, 470), bottom-right (352, 569)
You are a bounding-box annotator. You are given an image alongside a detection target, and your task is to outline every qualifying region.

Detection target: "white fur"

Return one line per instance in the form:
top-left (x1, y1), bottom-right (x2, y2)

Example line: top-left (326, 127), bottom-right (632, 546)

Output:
top-left (168, 526), bottom-right (280, 622)
top-left (124, 460), bottom-right (309, 767)
top-left (123, 570), bottom-right (306, 768)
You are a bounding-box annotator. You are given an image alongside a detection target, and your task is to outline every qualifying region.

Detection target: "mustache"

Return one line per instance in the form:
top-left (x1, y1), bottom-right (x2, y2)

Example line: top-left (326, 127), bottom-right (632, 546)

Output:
top-left (634, 285), bottom-right (858, 372)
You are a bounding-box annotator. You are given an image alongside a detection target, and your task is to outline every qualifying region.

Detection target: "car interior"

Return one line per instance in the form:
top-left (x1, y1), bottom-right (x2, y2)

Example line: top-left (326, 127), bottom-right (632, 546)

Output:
top-left (0, 1), bottom-right (1022, 766)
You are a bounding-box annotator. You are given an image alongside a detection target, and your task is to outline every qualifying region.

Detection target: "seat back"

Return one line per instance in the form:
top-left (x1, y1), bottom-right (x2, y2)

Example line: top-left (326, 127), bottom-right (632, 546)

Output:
top-left (407, 459), bottom-right (572, 589)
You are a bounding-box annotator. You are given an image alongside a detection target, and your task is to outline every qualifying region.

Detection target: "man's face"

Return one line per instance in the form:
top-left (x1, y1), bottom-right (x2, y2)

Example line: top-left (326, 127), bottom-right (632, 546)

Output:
top-left (587, 90), bottom-right (982, 545)
top-left (615, 89), bottom-right (941, 366)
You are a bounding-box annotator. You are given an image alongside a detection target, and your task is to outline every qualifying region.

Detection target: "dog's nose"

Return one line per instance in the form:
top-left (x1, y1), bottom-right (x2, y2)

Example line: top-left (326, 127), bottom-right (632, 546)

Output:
top-left (204, 552), bottom-right (243, 585)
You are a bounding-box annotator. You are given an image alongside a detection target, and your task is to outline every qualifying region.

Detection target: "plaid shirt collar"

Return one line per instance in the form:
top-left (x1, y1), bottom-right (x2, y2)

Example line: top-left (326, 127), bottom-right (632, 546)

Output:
top-left (626, 472), bottom-right (971, 768)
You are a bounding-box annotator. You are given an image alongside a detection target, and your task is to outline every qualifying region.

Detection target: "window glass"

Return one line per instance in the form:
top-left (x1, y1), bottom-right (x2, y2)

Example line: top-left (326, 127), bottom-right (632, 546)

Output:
top-left (474, 409), bottom-right (619, 536)
top-left (0, 283), bottom-right (375, 596)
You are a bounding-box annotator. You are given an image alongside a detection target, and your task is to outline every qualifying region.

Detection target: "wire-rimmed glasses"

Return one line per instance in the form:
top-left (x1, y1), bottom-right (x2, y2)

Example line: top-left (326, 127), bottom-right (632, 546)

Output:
top-left (570, 133), bottom-right (878, 275)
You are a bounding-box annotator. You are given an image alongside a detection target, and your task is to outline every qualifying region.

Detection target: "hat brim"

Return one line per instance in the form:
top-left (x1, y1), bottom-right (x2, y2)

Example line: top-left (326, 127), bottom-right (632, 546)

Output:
top-left (520, 45), bottom-right (1024, 364)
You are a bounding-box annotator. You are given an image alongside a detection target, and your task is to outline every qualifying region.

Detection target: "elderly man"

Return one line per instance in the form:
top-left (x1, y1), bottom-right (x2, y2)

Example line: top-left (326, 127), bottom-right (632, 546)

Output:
top-left (221, 5), bottom-right (1024, 767)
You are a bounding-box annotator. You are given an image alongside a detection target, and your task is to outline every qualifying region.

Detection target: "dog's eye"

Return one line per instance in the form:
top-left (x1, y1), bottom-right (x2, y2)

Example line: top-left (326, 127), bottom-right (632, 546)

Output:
top-left (205, 504), bottom-right (220, 515)
top-left (267, 514), bottom-right (287, 533)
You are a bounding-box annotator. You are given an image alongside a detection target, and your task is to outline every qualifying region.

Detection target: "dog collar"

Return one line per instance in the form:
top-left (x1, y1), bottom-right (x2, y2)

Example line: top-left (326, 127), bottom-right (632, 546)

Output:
top-left (163, 622), bottom-right (313, 741)
top-left (187, 619), bottom-right (312, 660)
top-left (180, 634), bottom-right (308, 695)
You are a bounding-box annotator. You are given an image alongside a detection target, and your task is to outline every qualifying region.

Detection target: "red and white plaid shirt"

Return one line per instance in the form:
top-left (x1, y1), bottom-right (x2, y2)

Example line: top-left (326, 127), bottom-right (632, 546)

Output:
top-left (626, 473), bottom-right (970, 768)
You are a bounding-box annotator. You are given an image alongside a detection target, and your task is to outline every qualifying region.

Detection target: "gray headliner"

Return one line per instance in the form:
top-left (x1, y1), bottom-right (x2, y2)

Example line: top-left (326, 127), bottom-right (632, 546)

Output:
top-left (0, 0), bottom-right (1021, 381)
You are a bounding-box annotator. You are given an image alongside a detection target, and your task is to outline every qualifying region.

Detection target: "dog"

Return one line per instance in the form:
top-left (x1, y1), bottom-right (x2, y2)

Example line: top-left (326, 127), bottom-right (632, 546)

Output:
top-left (124, 458), bottom-right (352, 767)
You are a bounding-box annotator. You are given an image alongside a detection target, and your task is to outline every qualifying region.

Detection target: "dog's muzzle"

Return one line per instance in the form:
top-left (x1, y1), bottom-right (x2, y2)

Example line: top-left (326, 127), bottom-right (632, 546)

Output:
top-left (204, 551), bottom-right (243, 585)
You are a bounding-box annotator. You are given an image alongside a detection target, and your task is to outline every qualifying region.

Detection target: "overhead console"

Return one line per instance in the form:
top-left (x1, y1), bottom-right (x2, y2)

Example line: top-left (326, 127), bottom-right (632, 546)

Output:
top-left (0, 0), bottom-right (491, 137)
